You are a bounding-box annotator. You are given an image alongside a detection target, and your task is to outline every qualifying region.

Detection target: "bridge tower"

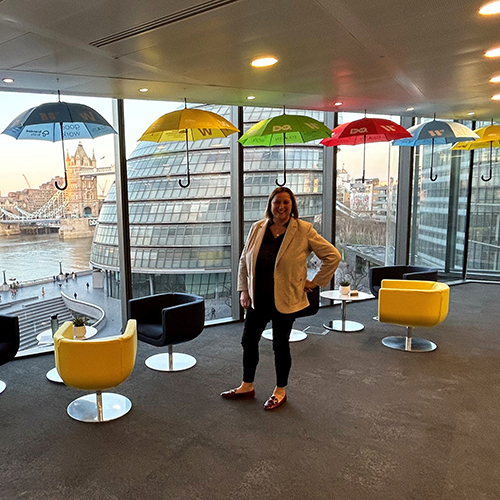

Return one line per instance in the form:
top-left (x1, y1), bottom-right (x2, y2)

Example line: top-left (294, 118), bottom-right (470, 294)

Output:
top-left (64, 142), bottom-right (99, 218)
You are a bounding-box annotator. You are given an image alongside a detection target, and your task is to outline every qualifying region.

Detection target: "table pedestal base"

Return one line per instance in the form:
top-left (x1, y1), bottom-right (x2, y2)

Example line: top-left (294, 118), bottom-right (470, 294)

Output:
top-left (46, 367), bottom-right (64, 383)
top-left (262, 328), bottom-right (307, 342)
top-left (323, 320), bottom-right (364, 332)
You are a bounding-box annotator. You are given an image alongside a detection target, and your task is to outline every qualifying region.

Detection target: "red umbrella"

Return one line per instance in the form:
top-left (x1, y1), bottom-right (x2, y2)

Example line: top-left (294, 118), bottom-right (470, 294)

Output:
top-left (321, 117), bottom-right (411, 182)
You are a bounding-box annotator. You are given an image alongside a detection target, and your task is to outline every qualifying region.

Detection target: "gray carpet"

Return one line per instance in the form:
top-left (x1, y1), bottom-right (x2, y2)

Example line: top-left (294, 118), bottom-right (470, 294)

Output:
top-left (1, 282), bottom-right (499, 500)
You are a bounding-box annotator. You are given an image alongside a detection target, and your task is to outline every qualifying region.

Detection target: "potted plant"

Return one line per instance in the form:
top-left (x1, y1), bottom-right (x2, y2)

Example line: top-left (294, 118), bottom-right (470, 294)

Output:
top-left (339, 279), bottom-right (351, 296)
top-left (72, 316), bottom-right (87, 339)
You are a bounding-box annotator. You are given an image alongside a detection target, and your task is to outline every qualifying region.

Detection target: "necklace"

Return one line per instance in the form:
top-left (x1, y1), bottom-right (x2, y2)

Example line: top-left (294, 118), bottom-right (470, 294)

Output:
top-left (272, 225), bottom-right (286, 238)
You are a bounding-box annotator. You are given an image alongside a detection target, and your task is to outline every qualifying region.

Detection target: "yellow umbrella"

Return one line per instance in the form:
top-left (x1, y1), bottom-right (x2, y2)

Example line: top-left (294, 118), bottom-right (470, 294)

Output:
top-left (139, 106), bottom-right (239, 187)
top-left (451, 124), bottom-right (500, 181)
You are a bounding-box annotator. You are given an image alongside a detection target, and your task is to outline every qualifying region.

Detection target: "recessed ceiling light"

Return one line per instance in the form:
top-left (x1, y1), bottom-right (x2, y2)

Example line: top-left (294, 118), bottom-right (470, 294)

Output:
top-left (247, 95), bottom-right (256, 100)
top-left (2, 78), bottom-right (14, 83)
top-left (406, 107), bottom-right (415, 111)
top-left (485, 47), bottom-right (500, 58)
top-left (492, 94), bottom-right (500, 100)
top-left (479, 1), bottom-right (500, 14)
top-left (490, 75), bottom-right (500, 83)
top-left (334, 102), bottom-right (343, 106)
top-left (138, 88), bottom-right (149, 93)
top-left (468, 112), bottom-right (475, 115)
top-left (251, 57), bottom-right (278, 68)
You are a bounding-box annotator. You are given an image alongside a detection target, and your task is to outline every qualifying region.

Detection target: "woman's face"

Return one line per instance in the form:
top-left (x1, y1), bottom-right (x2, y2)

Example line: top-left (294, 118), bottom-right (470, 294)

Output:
top-left (271, 192), bottom-right (292, 223)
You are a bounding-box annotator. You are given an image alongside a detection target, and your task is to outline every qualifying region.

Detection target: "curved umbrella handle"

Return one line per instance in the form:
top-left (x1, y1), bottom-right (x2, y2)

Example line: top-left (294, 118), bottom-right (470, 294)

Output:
top-left (481, 143), bottom-right (493, 182)
top-left (55, 170), bottom-right (68, 191)
top-left (275, 168), bottom-right (287, 186)
top-left (179, 167), bottom-right (191, 188)
top-left (481, 169), bottom-right (492, 182)
top-left (430, 166), bottom-right (438, 182)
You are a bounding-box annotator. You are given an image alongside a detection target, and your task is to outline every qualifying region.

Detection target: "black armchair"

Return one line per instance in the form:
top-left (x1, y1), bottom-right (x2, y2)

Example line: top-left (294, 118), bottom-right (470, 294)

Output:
top-left (128, 292), bottom-right (205, 372)
top-left (369, 265), bottom-right (438, 299)
top-left (0, 315), bottom-right (20, 394)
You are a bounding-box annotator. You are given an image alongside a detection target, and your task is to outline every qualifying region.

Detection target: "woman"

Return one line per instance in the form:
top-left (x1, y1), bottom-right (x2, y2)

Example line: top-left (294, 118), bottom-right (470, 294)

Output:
top-left (221, 187), bottom-right (341, 410)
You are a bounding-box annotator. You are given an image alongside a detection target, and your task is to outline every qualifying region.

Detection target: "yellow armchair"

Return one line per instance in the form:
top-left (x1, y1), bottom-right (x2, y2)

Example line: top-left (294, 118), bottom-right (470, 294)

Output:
top-left (378, 280), bottom-right (450, 352)
top-left (54, 319), bottom-right (137, 422)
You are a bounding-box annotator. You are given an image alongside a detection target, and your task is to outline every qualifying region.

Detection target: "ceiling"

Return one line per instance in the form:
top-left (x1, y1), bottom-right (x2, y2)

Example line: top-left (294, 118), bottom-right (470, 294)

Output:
top-left (1, 0), bottom-right (500, 120)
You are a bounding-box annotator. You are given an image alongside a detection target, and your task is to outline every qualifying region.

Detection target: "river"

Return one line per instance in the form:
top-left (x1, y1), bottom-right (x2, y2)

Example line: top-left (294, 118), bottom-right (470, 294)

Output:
top-left (0, 233), bottom-right (93, 283)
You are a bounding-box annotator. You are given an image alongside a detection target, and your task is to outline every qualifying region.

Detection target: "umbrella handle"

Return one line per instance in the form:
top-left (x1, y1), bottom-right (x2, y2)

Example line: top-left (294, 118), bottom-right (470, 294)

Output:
top-left (55, 170), bottom-right (68, 191)
top-left (429, 139), bottom-right (438, 181)
top-left (179, 129), bottom-right (191, 188)
top-left (55, 122), bottom-right (68, 190)
top-left (481, 143), bottom-right (493, 182)
top-left (481, 169), bottom-right (492, 182)
top-left (275, 167), bottom-right (287, 186)
top-left (430, 166), bottom-right (438, 182)
top-left (179, 167), bottom-right (191, 188)
top-left (275, 133), bottom-right (287, 186)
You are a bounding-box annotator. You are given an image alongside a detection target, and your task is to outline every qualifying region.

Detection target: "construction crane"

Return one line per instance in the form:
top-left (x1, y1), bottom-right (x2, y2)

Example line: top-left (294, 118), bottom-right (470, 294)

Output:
top-left (22, 174), bottom-right (31, 189)
top-left (98, 180), bottom-right (108, 196)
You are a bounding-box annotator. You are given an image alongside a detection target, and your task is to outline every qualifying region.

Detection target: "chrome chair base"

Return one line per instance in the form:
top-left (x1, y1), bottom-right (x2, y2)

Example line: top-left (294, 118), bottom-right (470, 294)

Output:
top-left (46, 367), bottom-right (64, 384)
top-left (261, 328), bottom-right (307, 342)
top-left (145, 352), bottom-right (197, 372)
top-left (0, 380), bottom-right (6, 394)
top-left (67, 393), bottom-right (132, 422)
top-left (382, 335), bottom-right (437, 352)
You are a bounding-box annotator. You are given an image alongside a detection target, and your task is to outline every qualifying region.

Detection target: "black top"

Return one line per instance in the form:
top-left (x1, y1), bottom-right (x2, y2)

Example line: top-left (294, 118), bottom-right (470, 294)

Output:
top-left (254, 223), bottom-right (287, 308)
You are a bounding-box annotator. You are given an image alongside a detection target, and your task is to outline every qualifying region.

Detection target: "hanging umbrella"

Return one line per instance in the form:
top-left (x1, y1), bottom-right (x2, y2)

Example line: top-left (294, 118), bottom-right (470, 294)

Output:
top-left (392, 120), bottom-right (479, 181)
top-left (139, 105), bottom-right (239, 187)
top-left (451, 124), bottom-right (500, 182)
top-left (238, 112), bottom-right (332, 186)
top-left (2, 96), bottom-right (116, 190)
top-left (320, 117), bottom-right (411, 183)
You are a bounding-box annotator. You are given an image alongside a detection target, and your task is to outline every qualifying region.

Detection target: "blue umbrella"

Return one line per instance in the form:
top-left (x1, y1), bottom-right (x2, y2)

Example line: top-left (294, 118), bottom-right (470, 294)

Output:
top-left (393, 120), bottom-right (479, 181)
top-left (2, 98), bottom-right (116, 190)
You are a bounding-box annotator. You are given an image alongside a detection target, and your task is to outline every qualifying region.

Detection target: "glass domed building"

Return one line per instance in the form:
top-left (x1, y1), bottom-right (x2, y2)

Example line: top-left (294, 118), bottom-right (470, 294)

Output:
top-left (90, 105), bottom-right (327, 319)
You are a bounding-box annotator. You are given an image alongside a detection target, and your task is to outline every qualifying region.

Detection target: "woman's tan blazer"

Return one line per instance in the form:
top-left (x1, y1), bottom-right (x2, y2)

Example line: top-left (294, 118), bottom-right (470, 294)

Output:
top-left (238, 218), bottom-right (341, 314)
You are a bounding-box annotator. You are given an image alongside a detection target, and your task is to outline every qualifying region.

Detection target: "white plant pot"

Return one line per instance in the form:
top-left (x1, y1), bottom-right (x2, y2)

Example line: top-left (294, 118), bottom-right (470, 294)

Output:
top-left (73, 325), bottom-right (86, 339)
top-left (339, 285), bottom-right (351, 296)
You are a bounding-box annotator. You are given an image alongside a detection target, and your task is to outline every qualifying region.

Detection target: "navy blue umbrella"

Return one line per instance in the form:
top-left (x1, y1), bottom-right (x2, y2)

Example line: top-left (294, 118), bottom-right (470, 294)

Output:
top-left (2, 99), bottom-right (116, 190)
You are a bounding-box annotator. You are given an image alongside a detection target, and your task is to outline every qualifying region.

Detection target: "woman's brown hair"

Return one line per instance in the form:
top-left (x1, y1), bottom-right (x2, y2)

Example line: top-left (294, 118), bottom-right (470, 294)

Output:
top-left (265, 187), bottom-right (299, 222)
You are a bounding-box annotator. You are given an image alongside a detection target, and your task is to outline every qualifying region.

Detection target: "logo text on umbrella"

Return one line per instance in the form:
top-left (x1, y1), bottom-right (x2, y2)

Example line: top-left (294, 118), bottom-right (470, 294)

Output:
top-left (198, 128), bottom-right (213, 136)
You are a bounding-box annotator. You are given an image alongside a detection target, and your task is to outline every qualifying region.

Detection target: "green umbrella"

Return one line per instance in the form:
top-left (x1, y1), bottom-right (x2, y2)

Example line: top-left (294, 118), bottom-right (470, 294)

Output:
top-left (239, 112), bottom-right (331, 186)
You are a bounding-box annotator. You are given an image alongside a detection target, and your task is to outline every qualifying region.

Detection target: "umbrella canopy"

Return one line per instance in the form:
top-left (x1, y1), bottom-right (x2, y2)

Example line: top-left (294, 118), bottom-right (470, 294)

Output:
top-left (392, 120), bottom-right (479, 181)
top-left (321, 117), bottom-right (410, 146)
top-left (2, 102), bottom-right (116, 142)
top-left (139, 108), bottom-right (239, 143)
top-left (139, 107), bottom-right (239, 187)
top-left (239, 113), bottom-right (331, 185)
top-left (392, 121), bottom-right (479, 147)
top-left (2, 100), bottom-right (116, 190)
top-left (321, 117), bottom-right (410, 182)
top-left (451, 124), bottom-right (500, 181)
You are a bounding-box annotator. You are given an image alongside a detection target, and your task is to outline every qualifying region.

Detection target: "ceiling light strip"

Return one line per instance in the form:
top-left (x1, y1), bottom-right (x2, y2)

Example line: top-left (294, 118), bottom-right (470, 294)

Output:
top-left (89, 0), bottom-right (242, 47)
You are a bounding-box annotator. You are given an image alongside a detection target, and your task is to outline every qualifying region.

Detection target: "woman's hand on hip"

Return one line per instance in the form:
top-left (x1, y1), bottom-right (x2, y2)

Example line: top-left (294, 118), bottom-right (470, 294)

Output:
top-left (304, 280), bottom-right (317, 293)
top-left (240, 290), bottom-right (252, 309)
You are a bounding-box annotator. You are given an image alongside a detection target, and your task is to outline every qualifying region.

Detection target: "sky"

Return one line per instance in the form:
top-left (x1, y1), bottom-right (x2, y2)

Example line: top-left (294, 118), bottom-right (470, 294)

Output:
top-left (0, 91), bottom-right (399, 195)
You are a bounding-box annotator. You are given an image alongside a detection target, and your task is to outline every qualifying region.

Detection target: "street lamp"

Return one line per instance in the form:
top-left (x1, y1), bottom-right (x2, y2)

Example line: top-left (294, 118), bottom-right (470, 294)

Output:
top-left (0, 270), bottom-right (8, 291)
top-left (59, 261), bottom-right (63, 276)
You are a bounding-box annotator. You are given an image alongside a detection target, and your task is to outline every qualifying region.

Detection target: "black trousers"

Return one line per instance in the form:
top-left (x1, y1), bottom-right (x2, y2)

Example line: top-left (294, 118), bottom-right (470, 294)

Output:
top-left (241, 303), bottom-right (295, 388)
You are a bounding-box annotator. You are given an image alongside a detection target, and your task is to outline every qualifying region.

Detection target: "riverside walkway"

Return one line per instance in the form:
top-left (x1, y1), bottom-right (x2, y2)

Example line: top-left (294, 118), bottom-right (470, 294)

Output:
top-left (0, 271), bottom-right (122, 350)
